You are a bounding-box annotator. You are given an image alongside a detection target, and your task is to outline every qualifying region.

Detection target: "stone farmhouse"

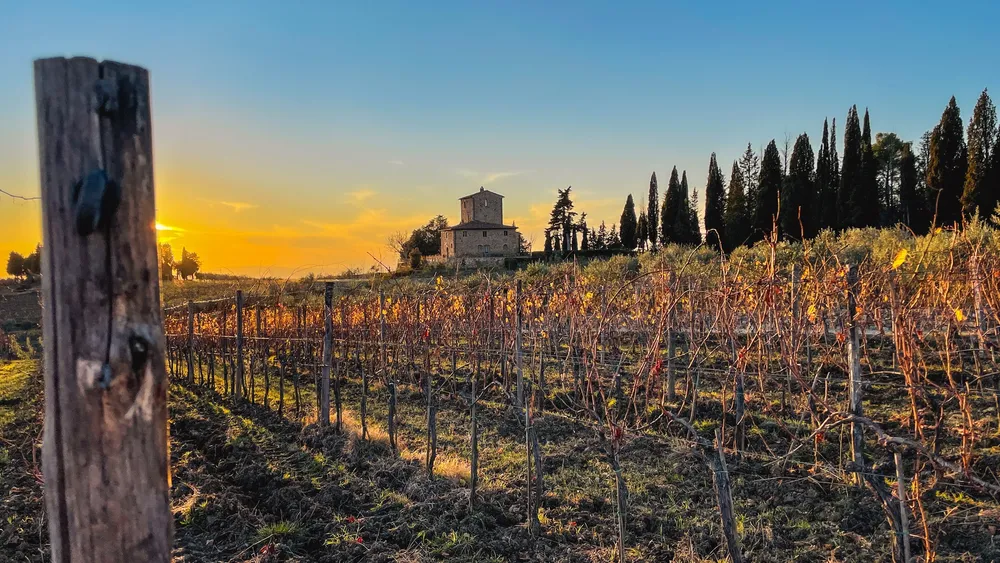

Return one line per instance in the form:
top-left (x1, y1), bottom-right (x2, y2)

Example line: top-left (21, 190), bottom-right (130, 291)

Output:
top-left (439, 187), bottom-right (520, 259)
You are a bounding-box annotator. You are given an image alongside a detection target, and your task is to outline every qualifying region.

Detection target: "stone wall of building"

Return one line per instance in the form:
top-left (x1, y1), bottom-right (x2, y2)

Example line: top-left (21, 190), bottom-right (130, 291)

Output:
top-left (460, 191), bottom-right (504, 224)
top-left (449, 227), bottom-right (517, 257)
top-left (441, 230), bottom-right (456, 259)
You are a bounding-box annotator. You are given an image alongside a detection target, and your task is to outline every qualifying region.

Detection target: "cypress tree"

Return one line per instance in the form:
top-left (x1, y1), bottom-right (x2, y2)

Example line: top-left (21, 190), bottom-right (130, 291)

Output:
top-left (620, 194), bottom-right (638, 250)
top-left (815, 119), bottom-right (831, 230)
top-left (992, 137), bottom-right (1000, 217)
top-left (753, 140), bottom-right (783, 241)
top-left (738, 143), bottom-right (760, 211)
top-left (859, 109), bottom-right (881, 226)
top-left (962, 89), bottom-right (997, 218)
top-left (596, 222), bottom-right (608, 250)
top-left (781, 133), bottom-right (815, 239)
top-left (838, 106), bottom-right (863, 229)
top-left (661, 167), bottom-right (681, 244)
top-left (926, 97), bottom-right (968, 225)
top-left (703, 153), bottom-right (726, 250)
top-left (647, 172), bottom-right (659, 250)
top-left (685, 181), bottom-right (702, 244)
top-left (724, 161), bottom-right (750, 250)
top-left (899, 143), bottom-right (920, 228)
top-left (578, 213), bottom-right (589, 250)
top-left (636, 211), bottom-right (648, 251)
top-left (608, 225), bottom-right (621, 249)
top-left (826, 118), bottom-right (841, 228)
top-left (544, 231), bottom-right (552, 254)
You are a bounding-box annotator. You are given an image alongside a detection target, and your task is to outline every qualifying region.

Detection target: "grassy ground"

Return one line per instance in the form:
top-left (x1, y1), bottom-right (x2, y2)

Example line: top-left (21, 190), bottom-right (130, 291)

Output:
top-left (3, 277), bottom-right (999, 562)
top-left (0, 359), bottom-right (47, 561)
top-left (6, 358), bottom-right (998, 562)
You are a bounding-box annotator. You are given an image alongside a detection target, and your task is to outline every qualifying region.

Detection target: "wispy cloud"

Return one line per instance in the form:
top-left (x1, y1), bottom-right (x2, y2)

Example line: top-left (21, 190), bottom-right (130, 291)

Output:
top-left (482, 171), bottom-right (524, 184)
top-left (218, 201), bottom-right (258, 212)
top-left (453, 168), bottom-right (528, 185)
top-left (389, 159), bottom-right (405, 166)
top-left (301, 208), bottom-right (427, 241)
top-left (197, 198), bottom-right (259, 213)
top-left (347, 189), bottom-right (376, 203)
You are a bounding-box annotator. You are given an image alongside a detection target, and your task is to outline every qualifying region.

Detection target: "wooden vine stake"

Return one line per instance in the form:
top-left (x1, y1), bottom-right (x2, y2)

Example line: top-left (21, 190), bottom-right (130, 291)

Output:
top-left (36, 57), bottom-right (171, 562)
top-left (846, 264), bottom-right (866, 482)
top-left (320, 282), bottom-right (332, 426)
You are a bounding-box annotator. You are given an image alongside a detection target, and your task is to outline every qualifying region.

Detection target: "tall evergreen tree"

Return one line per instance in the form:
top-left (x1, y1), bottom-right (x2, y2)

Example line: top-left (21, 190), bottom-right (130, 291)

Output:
top-left (753, 140), bottom-right (783, 241)
top-left (608, 225), bottom-right (621, 249)
top-left (860, 109), bottom-right (881, 226)
top-left (703, 153), bottom-right (726, 250)
top-left (636, 211), bottom-right (648, 251)
top-left (926, 97), bottom-right (968, 225)
top-left (962, 89), bottom-right (997, 217)
top-left (647, 172), bottom-right (659, 250)
top-left (578, 213), bottom-right (589, 250)
top-left (781, 133), bottom-right (815, 238)
top-left (815, 119), bottom-right (831, 230)
top-left (898, 143), bottom-right (921, 229)
top-left (838, 106), bottom-right (864, 229)
top-left (724, 161), bottom-right (750, 250)
top-left (596, 222), bottom-right (608, 250)
top-left (826, 118), bottom-right (841, 228)
top-left (738, 143), bottom-right (760, 211)
top-left (685, 182), bottom-right (702, 245)
top-left (661, 167), bottom-right (681, 244)
top-left (547, 186), bottom-right (577, 251)
top-left (620, 194), bottom-right (638, 250)
top-left (874, 132), bottom-right (906, 225)
top-left (992, 136), bottom-right (1000, 217)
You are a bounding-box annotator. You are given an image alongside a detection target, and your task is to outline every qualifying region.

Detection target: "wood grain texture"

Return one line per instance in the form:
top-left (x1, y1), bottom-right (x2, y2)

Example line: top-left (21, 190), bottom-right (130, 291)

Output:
top-left (35, 57), bottom-right (170, 563)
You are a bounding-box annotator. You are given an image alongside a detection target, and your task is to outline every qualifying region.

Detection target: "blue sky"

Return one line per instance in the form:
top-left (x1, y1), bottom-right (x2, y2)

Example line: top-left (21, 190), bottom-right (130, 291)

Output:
top-left (1, 1), bottom-right (998, 275)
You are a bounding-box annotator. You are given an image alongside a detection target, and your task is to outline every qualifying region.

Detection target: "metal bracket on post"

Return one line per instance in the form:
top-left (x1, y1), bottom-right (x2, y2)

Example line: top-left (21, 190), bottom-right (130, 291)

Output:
top-left (73, 169), bottom-right (120, 237)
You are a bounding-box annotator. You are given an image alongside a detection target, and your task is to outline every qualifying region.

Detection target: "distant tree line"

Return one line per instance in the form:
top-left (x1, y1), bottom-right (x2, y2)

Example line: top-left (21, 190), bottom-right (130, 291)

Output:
top-left (159, 244), bottom-right (202, 281)
top-left (5, 245), bottom-right (42, 280)
top-left (599, 90), bottom-right (1000, 252)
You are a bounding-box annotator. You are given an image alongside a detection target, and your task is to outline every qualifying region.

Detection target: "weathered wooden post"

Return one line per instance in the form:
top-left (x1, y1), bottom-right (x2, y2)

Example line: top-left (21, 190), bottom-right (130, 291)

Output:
top-left (36, 56), bottom-right (171, 562)
top-left (235, 290), bottom-right (245, 401)
top-left (666, 271), bottom-right (677, 402)
top-left (894, 448), bottom-right (912, 563)
top-left (712, 430), bottom-right (744, 563)
top-left (515, 280), bottom-right (524, 407)
top-left (320, 282), bottom-right (333, 426)
top-left (846, 264), bottom-right (866, 478)
top-left (187, 300), bottom-right (195, 383)
top-left (378, 289), bottom-right (397, 450)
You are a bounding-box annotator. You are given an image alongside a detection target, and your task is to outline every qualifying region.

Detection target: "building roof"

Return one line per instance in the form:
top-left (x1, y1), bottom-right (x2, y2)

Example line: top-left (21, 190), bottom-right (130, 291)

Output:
top-left (442, 220), bottom-right (517, 231)
top-left (459, 186), bottom-right (505, 200)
